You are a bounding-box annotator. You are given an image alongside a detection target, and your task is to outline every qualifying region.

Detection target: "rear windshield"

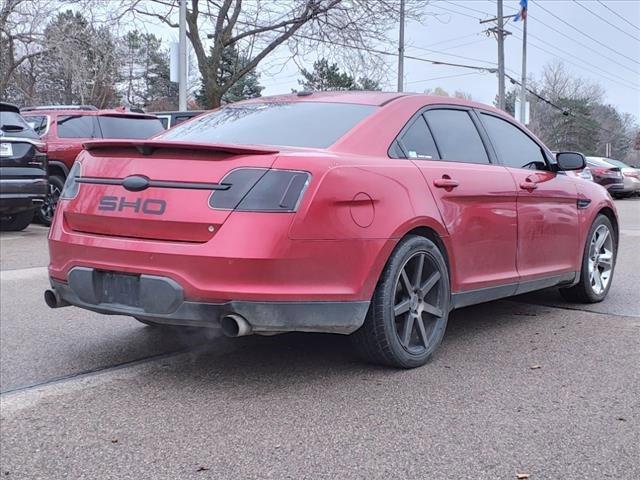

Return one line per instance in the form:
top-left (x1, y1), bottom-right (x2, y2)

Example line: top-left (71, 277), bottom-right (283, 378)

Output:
top-left (586, 157), bottom-right (615, 168)
top-left (0, 111), bottom-right (39, 139)
top-left (97, 116), bottom-right (165, 139)
top-left (158, 102), bottom-right (376, 148)
top-left (603, 159), bottom-right (628, 168)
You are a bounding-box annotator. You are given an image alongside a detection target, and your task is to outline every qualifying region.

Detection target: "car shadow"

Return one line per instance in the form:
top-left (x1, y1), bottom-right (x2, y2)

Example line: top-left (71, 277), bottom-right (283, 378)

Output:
top-left (137, 298), bottom-right (554, 392)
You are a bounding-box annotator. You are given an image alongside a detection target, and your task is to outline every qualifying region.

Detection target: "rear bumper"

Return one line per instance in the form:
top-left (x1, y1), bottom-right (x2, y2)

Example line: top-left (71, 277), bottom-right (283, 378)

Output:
top-left (0, 177), bottom-right (47, 214)
top-left (622, 176), bottom-right (640, 192)
top-left (49, 274), bottom-right (370, 334)
top-left (49, 208), bottom-right (395, 303)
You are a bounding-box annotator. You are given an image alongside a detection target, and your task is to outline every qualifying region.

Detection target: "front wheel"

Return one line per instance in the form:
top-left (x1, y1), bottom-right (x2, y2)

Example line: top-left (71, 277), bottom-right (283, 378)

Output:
top-left (560, 214), bottom-right (616, 303)
top-left (352, 235), bottom-right (451, 369)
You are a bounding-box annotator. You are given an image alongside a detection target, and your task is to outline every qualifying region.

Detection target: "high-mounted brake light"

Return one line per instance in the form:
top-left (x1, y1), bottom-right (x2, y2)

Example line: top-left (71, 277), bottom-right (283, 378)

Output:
top-left (210, 168), bottom-right (310, 212)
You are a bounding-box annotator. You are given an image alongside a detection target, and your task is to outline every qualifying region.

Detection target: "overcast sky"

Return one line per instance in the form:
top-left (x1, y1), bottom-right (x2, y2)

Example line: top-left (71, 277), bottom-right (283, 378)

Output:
top-left (150, 0), bottom-right (640, 120)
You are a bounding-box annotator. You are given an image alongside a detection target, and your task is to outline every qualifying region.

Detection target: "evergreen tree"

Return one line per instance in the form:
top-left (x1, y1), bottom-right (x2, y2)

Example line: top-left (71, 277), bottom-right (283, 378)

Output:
top-left (297, 59), bottom-right (381, 92)
top-left (197, 45), bottom-right (263, 106)
top-left (120, 31), bottom-right (177, 109)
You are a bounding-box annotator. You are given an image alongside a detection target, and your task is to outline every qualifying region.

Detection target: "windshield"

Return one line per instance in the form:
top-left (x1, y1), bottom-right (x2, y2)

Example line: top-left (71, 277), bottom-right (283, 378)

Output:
top-left (158, 102), bottom-right (376, 148)
top-left (98, 116), bottom-right (165, 139)
top-left (603, 159), bottom-right (629, 168)
top-left (586, 157), bottom-right (616, 167)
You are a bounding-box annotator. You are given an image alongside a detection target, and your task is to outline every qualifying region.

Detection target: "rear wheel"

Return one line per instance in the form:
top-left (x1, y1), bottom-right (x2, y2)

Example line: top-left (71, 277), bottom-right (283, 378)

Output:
top-left (352, 235), bottom-right (450, 369)
top-left (560, 214), bottom-right (616, 303)
top-left (37, 175), bottom-right (64, 226)
top-left (0, 209), bottom-right (34, 231)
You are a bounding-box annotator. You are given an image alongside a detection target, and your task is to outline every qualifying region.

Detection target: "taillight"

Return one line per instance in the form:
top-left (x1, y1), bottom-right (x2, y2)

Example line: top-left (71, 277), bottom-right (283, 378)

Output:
top-left (33, 141), bottom-right (47, 153)
top-left (210, 168), bottom-right (310, 212)
top-left (60, 162), bottom-right (81, 200)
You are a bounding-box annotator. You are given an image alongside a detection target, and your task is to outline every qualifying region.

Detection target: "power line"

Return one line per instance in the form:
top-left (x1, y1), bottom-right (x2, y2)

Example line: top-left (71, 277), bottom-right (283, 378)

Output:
top-left (504, 72), bottom-right (620, 137)
top-left (405, 71), bottom-right (483, 86)
top-left (531, 0), bottom-right (640, 67)
top-left (596, 0), bottom-right (640, 33)
top-left (572, 0), bottom-right (640, 42)
top-left (429, 3), bottom-right (482, 21)
top-left (408, 37), bottom-right (490, 56)
top-left (441, 0), bottom-right (495, 18)
top-left (509, 28), bottom-right (638, 91)
top-left (453, 0), bottom-right (639, 89)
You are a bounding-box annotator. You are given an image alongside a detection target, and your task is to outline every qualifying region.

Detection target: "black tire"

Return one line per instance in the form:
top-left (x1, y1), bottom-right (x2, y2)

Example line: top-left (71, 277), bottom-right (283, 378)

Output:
top-left (560, 214), bottom-right (616, 303)
top-left (37, 175), bottom-right (65, 226)
top-left (0, 209), bottom-right (34, 231)
top-left (351, 235), bottom-right (451, 369)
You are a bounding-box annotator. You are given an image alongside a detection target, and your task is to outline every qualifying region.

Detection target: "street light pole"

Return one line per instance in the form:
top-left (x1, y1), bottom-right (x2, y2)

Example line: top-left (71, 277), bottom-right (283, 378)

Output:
top-left (519, 15), bottom-right (528, 123)
top-left (397, 0), bottom-right (405, 93)
top-left (178, 0), bottom-right (187, 111)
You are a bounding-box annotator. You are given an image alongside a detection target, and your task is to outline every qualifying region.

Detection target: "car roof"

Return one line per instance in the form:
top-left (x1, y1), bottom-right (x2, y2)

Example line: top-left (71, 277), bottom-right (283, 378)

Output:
top-left (0, 102), bottom-right (20, 113)
top-left (236, 91), bottom-right (505, 112)
top-left (22, 108), bottom-right (158, 119)
top-left (152, 110), bottom-right (204, 115)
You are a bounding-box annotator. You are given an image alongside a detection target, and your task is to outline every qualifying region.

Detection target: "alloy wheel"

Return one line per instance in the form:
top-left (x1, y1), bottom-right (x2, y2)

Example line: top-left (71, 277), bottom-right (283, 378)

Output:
top-left (588, 224), bottom-right (614, 295)
top-left (392, 251), bottom-right (445, 354)
top-left (40, 182), bottom-right (61, 223)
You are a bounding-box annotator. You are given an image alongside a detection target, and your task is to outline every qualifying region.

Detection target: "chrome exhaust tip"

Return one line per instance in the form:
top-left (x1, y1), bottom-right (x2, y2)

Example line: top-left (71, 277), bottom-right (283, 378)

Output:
top-left (220, 314), bottom-right (252, 337)
top-left (44, 289), bottom-right (69, 309)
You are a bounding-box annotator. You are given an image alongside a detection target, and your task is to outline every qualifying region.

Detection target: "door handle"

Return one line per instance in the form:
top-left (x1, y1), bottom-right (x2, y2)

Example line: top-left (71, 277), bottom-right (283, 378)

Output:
top-left (433, 177), bottom-right (459, 189)
top-left (520, 179), bottom-right (538, 191)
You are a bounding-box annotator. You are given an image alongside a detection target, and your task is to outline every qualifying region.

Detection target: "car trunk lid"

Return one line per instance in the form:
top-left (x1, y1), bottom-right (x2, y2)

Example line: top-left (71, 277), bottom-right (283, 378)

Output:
top-left (63, 140), bottom-right (279, 242)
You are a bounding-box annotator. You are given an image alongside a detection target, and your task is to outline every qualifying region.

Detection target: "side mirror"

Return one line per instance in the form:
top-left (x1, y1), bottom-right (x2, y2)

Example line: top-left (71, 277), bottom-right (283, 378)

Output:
top-left (556, 151), bottom-right (586, 171)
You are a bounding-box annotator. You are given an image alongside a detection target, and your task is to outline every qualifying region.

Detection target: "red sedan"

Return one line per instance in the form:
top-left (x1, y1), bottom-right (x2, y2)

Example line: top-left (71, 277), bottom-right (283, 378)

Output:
top-left (45, 92), bottom-right (618, 368)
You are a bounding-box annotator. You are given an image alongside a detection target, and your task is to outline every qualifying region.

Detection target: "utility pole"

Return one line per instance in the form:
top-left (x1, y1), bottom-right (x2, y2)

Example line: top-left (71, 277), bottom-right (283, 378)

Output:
top-left (519, 14), bottom-right (527, 123)
top-left (397, 0), bottom-right (405, 93)
top-left (496, 0), bottom-right (505, 110)
top-left (178, 0), bottom-right (187, 111)
top-left (480, 0), bottom-right (512, 111)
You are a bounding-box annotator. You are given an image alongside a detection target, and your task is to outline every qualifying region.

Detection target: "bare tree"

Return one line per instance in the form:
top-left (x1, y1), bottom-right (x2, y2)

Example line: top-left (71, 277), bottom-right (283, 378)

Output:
top-left (0, 0), bottom-right (62, 99)
top-left (125, 0), bottom-right (427, 107)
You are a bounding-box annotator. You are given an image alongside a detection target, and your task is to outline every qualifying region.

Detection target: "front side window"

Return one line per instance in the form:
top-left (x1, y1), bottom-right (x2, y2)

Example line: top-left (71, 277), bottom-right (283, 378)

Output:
top-left (399, 116), bottom-right (439, 159)
top-left (424, 109), bottom-right (489, 164)
top-left (56, 115), bottom-right (97, 138)
top-left (97, 116), bottom-right (164, 139)
top-left (159, 102), bottom-right (376, 149)
top-left (24, 115), bottom-right (48, 135)
top-left (480, 113), bottom-right (547, 170)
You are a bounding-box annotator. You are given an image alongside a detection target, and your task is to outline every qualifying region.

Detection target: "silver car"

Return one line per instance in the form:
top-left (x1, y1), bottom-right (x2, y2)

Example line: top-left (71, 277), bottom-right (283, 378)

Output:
top-left (587, 156), bottom-right (640, 197)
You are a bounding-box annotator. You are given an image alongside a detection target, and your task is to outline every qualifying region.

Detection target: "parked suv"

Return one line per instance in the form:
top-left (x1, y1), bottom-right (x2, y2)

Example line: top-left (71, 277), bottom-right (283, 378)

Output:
top-left (0, 103), bottom-right (47, 231)
top-left (21, 106), bottom-right (164, 224)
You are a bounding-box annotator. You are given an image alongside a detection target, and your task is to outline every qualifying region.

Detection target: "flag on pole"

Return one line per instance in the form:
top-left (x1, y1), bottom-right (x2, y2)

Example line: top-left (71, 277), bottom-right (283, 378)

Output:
top-left (513, 0), bottom-right (528, 21)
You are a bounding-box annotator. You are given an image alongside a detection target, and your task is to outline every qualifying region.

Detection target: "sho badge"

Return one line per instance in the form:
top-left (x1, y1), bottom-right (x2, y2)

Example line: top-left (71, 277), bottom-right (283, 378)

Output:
top-left (98, 196), bottom-right (166, 215)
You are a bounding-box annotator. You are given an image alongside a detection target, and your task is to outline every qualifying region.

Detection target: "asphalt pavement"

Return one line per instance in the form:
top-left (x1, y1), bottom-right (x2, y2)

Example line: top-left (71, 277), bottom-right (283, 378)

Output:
top-left (1, 199), bottom-right (638, 479)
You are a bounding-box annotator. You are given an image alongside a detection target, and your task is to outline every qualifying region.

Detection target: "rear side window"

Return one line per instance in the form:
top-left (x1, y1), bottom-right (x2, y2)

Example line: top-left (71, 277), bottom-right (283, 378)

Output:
top-left (159, 102), bottom-right (376, 148)
top-left (0, 111), bottom-right (39, 139)
top-left (424, 109), bottom-right (489, 164)
top-left (400, 116), bottom-right (439, 159)
top-left (97, 116), bottom-right (164, 139)
top-left (57, 115), bottom-right (97, 138)
top-left (480, 113), bottom-right (547, 170)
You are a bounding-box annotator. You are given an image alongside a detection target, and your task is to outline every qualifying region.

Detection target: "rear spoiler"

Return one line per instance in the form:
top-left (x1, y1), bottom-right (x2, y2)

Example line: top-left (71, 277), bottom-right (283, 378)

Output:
top-left (82, 140), bottom-right (279, 156)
